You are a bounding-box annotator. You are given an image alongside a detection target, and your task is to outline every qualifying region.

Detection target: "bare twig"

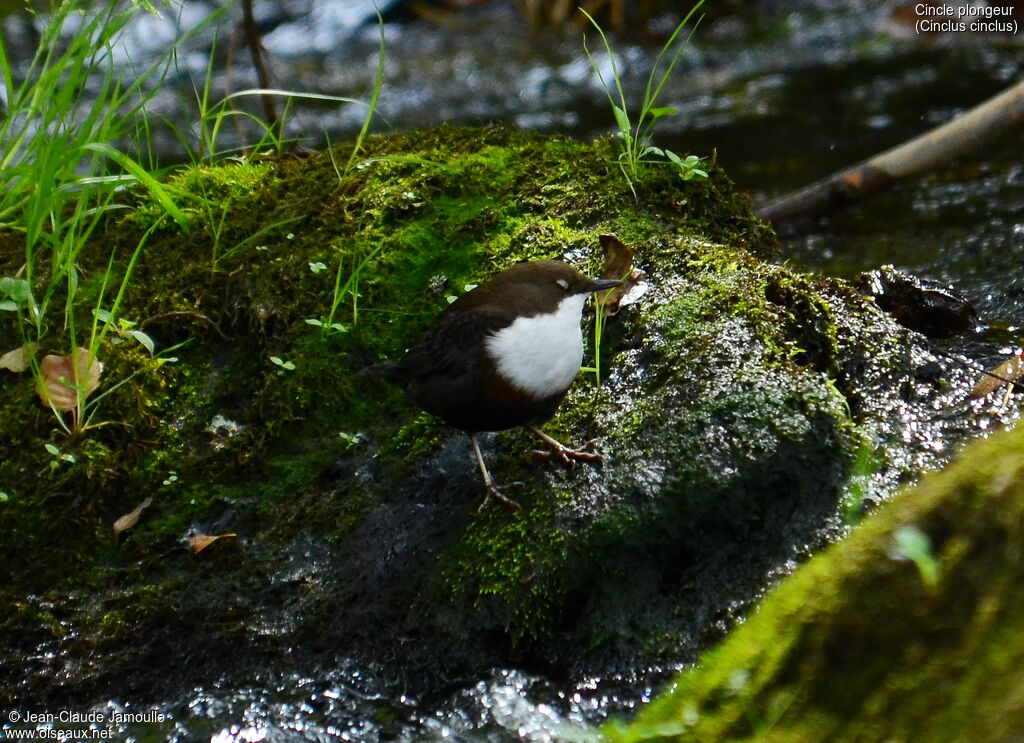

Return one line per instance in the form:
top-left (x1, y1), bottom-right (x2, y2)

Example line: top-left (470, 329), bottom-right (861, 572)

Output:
top-left (240, 0), bottom-right (280, 140)
top-left (141, 310), bottom-right (229, 341)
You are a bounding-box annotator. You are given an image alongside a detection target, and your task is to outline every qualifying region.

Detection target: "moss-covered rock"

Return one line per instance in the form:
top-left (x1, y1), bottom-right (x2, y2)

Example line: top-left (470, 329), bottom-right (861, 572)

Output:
top-left (607, 421), bottom-right (1024, 742)
top-left (0, 125), bottom-right (985, 706)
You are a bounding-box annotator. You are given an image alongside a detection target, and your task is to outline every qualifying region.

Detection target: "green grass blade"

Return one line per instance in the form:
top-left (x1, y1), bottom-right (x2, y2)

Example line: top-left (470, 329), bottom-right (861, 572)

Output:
top-left (580, 9), bottom-right (629, 119)
top-left (217, 215), bottom-right (306, 265)
top-left (343, 6), bottom-right (387, 177)
top-left (82, 142), bottom-right (189, 232)
top-left (219, 88), bottom-right (372, 108)
top-left (0, 26), bottom-right (14, 105)
top-left (326, 241), bottom-right (384, 329)
top-left (642, 1), bottom-right (705, 120)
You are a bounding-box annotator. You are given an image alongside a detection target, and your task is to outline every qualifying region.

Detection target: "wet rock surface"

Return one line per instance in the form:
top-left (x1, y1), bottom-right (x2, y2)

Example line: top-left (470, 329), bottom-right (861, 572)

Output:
top-left (855, 264), bottom-right (979, 338)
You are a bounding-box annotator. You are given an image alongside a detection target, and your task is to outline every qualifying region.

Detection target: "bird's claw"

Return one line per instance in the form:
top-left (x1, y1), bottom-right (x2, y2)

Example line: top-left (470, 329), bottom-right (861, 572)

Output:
top-left (530, 438), bottom-right (604, 469)
top-left (478, 481), bottom-right (525, 513)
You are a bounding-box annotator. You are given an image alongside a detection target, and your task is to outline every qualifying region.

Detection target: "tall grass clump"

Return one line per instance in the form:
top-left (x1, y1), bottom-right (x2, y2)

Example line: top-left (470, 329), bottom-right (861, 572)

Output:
top-left (166, 10), bottom-right (388, 335)
top-left (582, 1), bottom-right (707, 197)
top-left (0, 0), bottom-right (388, 431)
top-left (310, 10), bottom-right (388, 337)
top-left (175, 3), bottom-right (384, 169)
top-left (0, 0), bottom-right (204, 431)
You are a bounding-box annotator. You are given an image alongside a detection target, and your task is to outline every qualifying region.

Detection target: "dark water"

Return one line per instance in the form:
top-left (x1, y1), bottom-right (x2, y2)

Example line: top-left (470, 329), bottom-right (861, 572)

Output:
top-left (3, 1), bottom-right (1022, 740)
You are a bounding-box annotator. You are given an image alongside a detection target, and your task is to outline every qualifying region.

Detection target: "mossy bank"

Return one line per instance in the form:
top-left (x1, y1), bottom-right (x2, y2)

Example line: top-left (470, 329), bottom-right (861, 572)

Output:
top-left (608, 421), bottom-right (1024, 743)
top-left (0, 125), bottom-right (984, 708)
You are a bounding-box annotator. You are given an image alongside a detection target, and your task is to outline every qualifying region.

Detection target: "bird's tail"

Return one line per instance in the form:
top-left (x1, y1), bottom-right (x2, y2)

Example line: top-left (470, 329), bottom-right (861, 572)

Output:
top-left (358, 360), bottom-right (403, 385)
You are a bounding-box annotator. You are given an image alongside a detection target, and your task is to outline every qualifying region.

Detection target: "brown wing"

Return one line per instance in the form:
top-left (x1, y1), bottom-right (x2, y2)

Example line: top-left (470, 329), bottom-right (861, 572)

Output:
top-left (394, 308), bottom-right (512, 379)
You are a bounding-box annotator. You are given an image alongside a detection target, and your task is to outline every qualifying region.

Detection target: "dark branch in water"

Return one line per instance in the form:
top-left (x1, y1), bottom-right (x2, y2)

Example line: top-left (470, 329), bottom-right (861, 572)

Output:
top-left (757, 79), bottom-right (1024, 230)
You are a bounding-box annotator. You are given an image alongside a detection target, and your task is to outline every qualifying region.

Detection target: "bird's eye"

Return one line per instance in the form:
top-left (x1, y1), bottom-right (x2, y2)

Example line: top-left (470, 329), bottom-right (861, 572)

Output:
top-left (555, 278), bottom-right (570, 291)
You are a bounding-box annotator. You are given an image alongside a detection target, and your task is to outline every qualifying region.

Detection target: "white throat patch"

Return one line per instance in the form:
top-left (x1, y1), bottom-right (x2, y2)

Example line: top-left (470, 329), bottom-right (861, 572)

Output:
top-left (484, 293), bottom-right (589, 397)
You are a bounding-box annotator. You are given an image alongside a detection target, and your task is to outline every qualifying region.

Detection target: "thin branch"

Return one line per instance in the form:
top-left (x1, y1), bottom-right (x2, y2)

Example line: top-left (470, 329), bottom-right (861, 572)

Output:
top-left (756, 79), bottom-right (1024, 228)
top-left (240, 0), bottom-right (280, 141)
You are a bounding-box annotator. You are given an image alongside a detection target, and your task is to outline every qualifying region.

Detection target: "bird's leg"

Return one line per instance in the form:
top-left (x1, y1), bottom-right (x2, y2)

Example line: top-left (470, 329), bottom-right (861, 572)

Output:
top-left (471, 435), bottom-right (523, 512)
top-left (527, 426), bottom-right (603, 469)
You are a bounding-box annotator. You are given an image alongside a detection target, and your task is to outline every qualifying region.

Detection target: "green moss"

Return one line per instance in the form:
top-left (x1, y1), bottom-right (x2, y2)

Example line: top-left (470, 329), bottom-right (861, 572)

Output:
top-left (762, 269), bottom-right (842, 375)
top-left (440, 492), bottom-right (572, 642)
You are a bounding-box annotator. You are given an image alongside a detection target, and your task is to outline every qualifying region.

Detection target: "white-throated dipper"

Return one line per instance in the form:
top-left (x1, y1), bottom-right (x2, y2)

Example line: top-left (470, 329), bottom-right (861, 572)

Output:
top-left (363, 260), bottom-right (621, 510)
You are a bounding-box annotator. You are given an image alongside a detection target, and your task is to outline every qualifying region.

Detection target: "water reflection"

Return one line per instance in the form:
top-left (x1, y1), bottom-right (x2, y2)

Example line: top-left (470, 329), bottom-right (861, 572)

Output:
top-left (108, 665), bottom-right (675, 742)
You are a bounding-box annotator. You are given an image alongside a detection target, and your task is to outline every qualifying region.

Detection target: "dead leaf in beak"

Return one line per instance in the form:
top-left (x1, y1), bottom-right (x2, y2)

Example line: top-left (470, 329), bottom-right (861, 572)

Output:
top-left (599, 234), bottom-right (648, 316)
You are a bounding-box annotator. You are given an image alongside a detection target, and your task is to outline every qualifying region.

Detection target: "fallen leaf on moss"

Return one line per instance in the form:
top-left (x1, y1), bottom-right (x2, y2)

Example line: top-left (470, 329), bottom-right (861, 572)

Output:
top-left (190, 533), bottom-right (237, 554)
top-left (35, 347), bottom-right (102, 411)
top-left (971, 350), bottom-right (1023, 398)
top-left (113, 497), bottom-right (154, 536)
top-left (599, 234), bottom-right (648, 316)
top-left (0, 346), bottom-right (29, 373)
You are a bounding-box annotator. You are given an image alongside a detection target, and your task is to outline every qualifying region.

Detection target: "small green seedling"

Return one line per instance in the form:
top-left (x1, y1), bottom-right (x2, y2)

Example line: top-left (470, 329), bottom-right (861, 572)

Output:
top-left (893, 525), bottom-right (940, 587)
top-left (305, 317), bottom-right (348, 334)
top-left (44, 443), bottom-right (76, 471)
top-left (270, 355), bottom-right (296, 372)
top-left (93, 309), bottom-right (156, 355)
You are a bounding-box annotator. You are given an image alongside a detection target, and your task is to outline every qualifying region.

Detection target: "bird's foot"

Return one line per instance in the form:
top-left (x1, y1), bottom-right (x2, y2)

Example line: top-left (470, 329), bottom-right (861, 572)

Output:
top-left (528, 427), bottom-right (604, 470)
top-left (530, 440), bottom-right (603, 468)
top-left (478, 481), bottom-right (524, 513)
top-left (471, 434), bottom-right (525, 513)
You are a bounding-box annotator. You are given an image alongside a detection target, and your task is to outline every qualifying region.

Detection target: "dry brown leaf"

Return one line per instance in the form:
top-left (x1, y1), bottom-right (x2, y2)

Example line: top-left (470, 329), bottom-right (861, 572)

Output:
top-left (0, 346), bottom-right (29, 373)
top-left (598, 234), bottom-right (647, 316)
top-left (970, 351), bottom-right (1024, 398)
top-left (35, 347), bottom-right (103, 411)
top-left (190, 533), bottom-right (237, 554)
top-left (113, 497), bottom-right (154, 536)
top-left (600, 234), bottom-right (633, 279)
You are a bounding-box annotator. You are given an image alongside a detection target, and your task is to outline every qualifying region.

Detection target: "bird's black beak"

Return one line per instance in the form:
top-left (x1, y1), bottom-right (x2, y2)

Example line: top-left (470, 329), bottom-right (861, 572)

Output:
top-left (588, 277), bottom-right (623, 293)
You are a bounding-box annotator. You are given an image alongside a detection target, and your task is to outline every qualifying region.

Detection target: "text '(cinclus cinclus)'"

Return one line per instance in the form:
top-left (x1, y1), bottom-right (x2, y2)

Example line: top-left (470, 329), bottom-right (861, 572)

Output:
top-left (363, 260), bottom-right (621, 511)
